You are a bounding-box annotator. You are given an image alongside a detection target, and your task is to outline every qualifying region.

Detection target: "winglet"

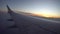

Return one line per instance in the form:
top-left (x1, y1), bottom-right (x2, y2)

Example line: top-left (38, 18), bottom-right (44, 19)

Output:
top-left (7, 5), bottom-right (13, 15)
top-left (7, 5), bottom-right (14, 21)
top-left (7, 5), bottom-right (12, 13)
top-left (7, 5), bottom-right (12, 11)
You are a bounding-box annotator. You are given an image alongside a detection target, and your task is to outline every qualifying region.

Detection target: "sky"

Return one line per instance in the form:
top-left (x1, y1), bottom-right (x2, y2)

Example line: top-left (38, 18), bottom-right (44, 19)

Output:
top-left (0, 0), bottom-right (60, 18)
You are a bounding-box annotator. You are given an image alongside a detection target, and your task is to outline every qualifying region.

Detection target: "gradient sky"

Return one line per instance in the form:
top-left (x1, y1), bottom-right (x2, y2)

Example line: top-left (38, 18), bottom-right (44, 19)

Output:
top-left (0, 0), bottom-right (60, 18)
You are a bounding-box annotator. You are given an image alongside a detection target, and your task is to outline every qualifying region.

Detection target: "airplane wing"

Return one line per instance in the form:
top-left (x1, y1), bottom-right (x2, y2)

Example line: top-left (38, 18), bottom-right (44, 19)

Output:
top-left (5, 5), bottom-right (60, 34)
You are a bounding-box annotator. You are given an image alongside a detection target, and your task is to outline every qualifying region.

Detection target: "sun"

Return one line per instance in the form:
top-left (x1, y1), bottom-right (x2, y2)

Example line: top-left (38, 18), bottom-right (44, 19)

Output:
top-left (39, 8), bottom-right (54, 17)
top-left (34, 8), bottom-right (60, 18)
top-left (31, 8), bottom-right (60, 18)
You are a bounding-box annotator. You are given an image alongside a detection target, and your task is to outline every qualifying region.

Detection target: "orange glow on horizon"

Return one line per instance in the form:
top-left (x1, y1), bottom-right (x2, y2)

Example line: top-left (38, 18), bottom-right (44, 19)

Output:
top-left (31, 13), bottom-right (60, 18)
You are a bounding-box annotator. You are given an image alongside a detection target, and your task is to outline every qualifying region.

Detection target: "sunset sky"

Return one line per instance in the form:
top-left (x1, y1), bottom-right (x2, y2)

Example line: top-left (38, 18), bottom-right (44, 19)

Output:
top-left (0, 0), bottom-right (60, 18)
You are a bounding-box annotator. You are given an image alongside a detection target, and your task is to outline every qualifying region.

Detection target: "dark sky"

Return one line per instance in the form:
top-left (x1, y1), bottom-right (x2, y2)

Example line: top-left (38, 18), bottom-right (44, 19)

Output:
top-left (0, 0), bottom-right (60, 17)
